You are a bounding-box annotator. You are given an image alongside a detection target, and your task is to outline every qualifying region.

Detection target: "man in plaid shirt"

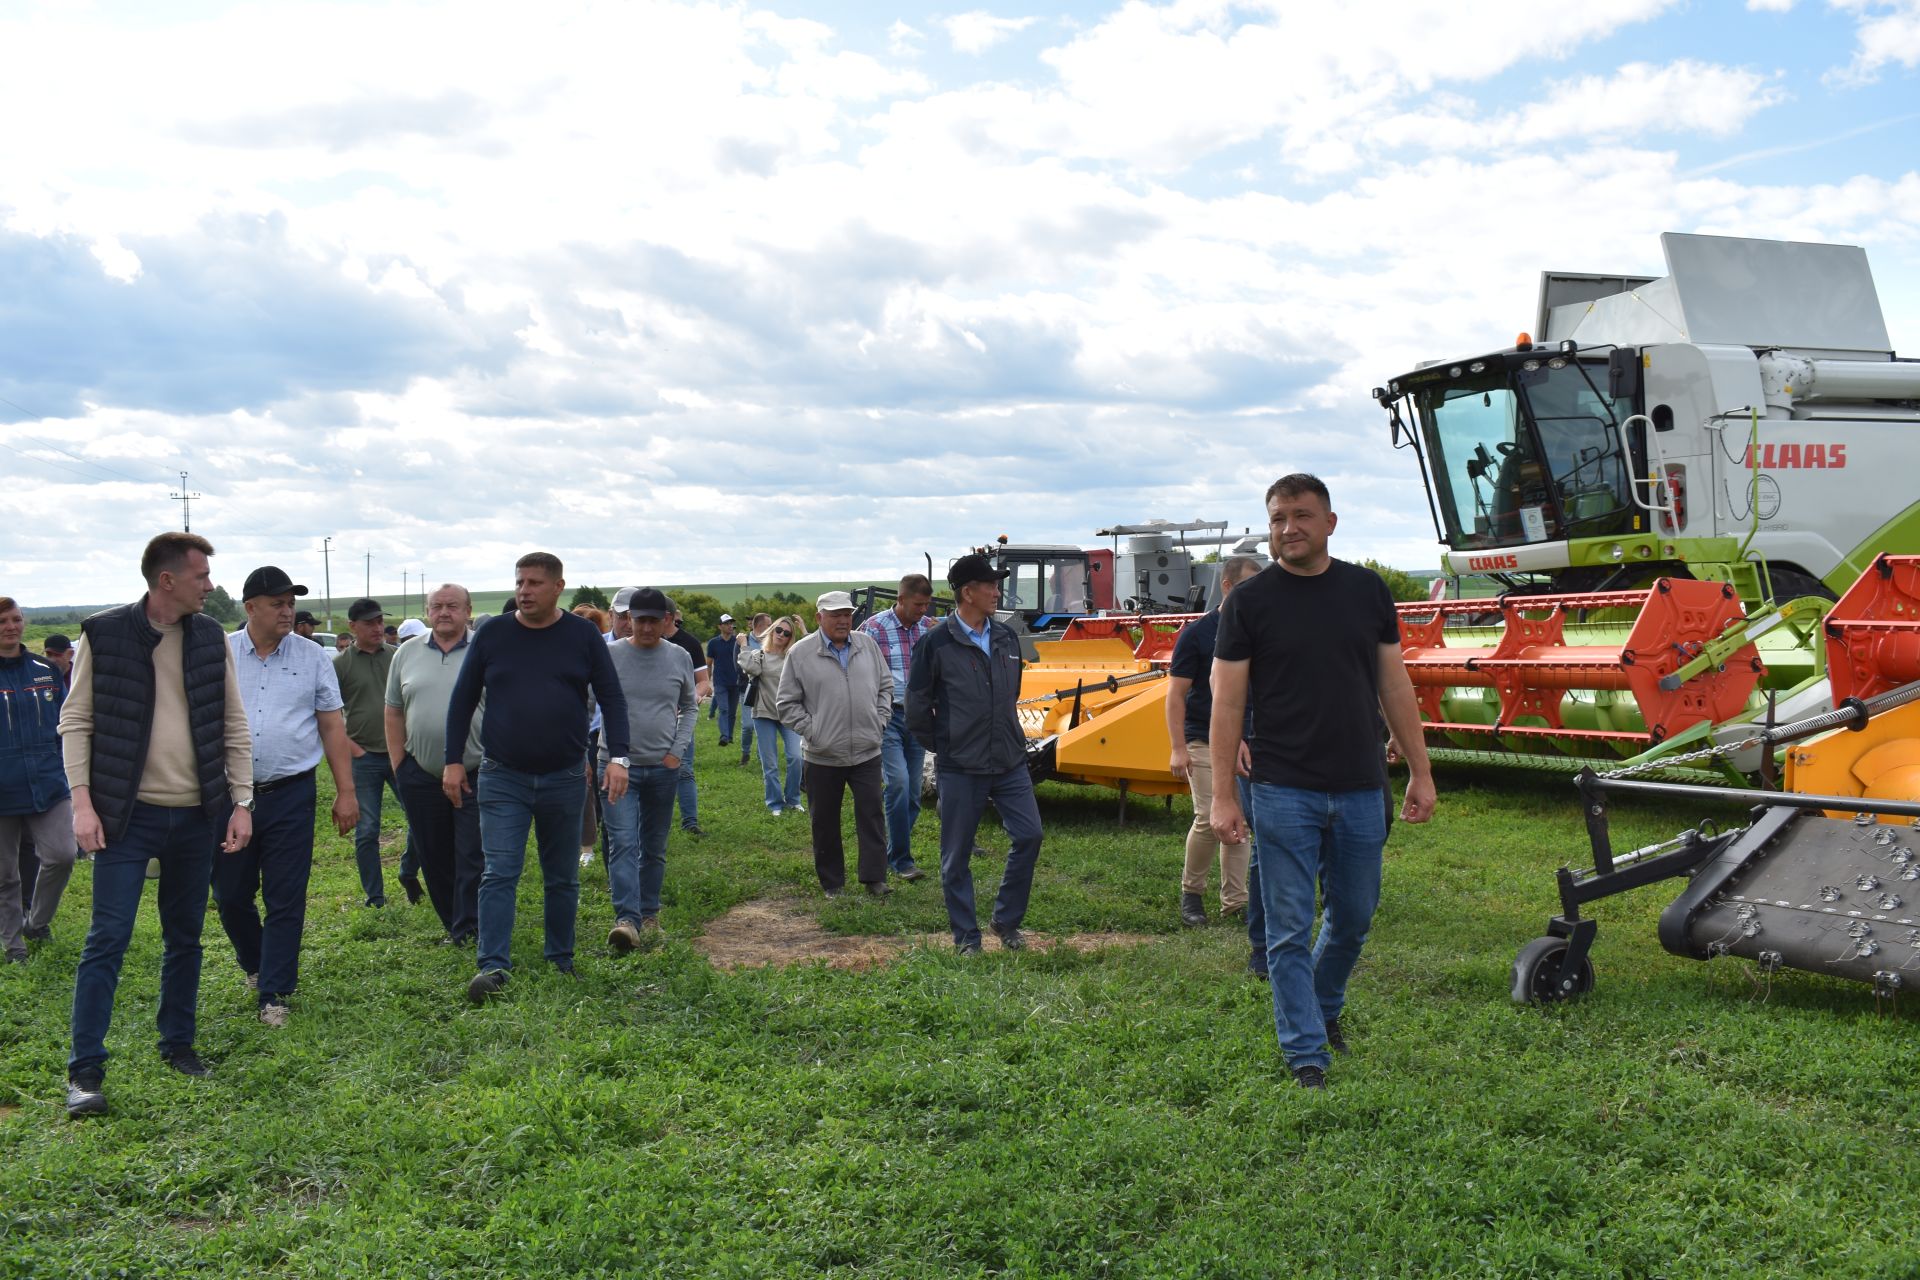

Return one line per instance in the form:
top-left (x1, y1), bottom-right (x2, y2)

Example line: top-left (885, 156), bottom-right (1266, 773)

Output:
top-left (856, 575), bottom-right (937, 882)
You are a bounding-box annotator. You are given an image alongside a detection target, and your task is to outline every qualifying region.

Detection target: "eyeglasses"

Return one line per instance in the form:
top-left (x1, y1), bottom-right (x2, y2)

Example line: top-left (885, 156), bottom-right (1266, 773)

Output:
top-left (772, 628), bottom-right (792, 638)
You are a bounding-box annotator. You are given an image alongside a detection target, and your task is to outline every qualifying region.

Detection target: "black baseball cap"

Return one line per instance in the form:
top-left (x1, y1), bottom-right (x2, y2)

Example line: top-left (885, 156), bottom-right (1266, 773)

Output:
top-left (627, 587), bottom-right (670, 620)
top-left (294, 610), bottom-right (317, 626)
top-left (242, 566), bottom-right (309, 601)
top-left (947, 553), bottom-right (1010, 590)
top-left (43, 634), bottom-right (72, 652)
top-left (347, 598), bottom-right (384, 623)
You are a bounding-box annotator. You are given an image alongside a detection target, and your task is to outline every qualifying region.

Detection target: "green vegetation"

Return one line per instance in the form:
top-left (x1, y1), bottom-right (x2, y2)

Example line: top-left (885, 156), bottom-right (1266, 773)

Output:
top-left (3, 723), bottom-right (1913, 1277)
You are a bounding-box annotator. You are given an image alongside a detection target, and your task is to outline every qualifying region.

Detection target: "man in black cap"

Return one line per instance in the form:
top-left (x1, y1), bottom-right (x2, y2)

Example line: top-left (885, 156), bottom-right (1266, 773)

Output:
top-left (335, 598), bottom-right (410, 908)
top-left (41, 634), bottom-right (74, 692)
top-left (214, 565), bottom-right (357, 1029)
top-left (905, 553), bottom-right (1045, 953)
top-left (293, 612), bottom-right (318, 643)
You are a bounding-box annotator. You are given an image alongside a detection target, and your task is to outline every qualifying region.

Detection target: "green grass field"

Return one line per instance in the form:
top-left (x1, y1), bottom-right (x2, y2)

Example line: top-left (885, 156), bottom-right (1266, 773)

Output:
top-left (2, 719), bottom-right (1915, 1277)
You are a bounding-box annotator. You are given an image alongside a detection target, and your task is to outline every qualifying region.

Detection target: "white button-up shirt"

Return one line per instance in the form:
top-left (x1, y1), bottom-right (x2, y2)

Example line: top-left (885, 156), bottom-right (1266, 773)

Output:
top-left (228, 628), bottom-right (345, 784)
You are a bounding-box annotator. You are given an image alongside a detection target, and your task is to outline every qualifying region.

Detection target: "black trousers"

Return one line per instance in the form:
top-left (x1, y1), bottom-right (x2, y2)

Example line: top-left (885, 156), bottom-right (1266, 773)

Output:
top-left (804, 755), bottom-right (887, 892)
top-left (212, 769), bottom-right (315, 1005)
top-left (395, 756), bottom-right (482, 942)
top-left (17, 836), bottom-right (37, 914)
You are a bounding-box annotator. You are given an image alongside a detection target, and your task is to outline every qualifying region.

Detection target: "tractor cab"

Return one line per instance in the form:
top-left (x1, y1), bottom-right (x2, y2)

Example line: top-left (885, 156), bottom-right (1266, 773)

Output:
top-left (1375, 342), bottom-right (1642, 565)
top-left (987, 542), bottom-right (1106, 624)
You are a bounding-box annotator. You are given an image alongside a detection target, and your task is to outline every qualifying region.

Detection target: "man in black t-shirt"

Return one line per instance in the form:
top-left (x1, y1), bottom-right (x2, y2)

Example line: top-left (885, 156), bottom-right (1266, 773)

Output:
top-left (662, 603), bottom-right (710, 836)
top-left (1209, 474), bottom-right (1434, 1090)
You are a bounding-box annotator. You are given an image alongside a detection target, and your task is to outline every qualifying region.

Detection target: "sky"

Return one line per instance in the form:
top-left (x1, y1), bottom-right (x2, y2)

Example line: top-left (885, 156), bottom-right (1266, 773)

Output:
top-left (3, 0), bottom-right (1918, 609)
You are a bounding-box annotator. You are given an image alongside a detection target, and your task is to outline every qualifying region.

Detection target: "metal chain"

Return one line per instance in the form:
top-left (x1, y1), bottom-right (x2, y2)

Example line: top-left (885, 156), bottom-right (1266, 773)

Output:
top-left (1597, 730), bottom-right (1769, 780)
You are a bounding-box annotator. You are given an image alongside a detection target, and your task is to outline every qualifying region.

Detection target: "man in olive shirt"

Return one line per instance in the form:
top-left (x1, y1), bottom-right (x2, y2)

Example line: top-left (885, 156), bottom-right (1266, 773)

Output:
top-left (384, 584), bottom-right (484, 945)
top-left (335, 598), bottom-right (407, 907)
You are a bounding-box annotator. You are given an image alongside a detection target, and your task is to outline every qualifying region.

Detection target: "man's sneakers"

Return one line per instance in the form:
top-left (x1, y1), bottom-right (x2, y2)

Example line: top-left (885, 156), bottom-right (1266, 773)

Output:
top-left (681, 823), bottom-right (707, 837)
top-left (65, 1071), bottom-right (108, 1118)
top-left (991, 924), bottom-right (1028, 951)
top-left (1247, 953), bottom-right (1269, 981)
top-left (466, 969), bottom-right (509, 1004)
top-left (1180, 893), bottom-right (1207, 927)
top-left (1325, 1015), bottom-right (1349, 1056)
top-left (1291, 1064), bottom-right (1327, 1091)
top-left (243, 971), bottom-right (259, 993)
top-left (608, 919), bottom-right (642, 952)
top-left (897, 867), bottom-right (927, 883)
top-left (789, 804), bottom-right (807, 816)
top-left (259, 1002), bottom-right (290, 1029)
top-left (579, 846), bottom-right (597, 868)
top-left (22, 924), bottom-right (52, 944)
top-left (162, 1047), bottom-right (212, 1076)
top-left (955, 938), bottom-right (983, 955)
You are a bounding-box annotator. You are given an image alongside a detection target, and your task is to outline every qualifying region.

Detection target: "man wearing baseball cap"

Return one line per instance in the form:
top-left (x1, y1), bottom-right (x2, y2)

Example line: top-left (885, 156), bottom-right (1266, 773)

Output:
top-left (704, 614), bottom-right (743, 748)
top-left (607, 587), bottom-right (637, 643)
top-left (213, 565), bottom-right (358, 1029)
top-left (335, 598), bottom-right (409, 908)
top-left (905, 554), bottom-right (1045, 952)
top-left (776, 591), bottom-right (894, 897)
top-left (293, 612), bottom-right (318, 642)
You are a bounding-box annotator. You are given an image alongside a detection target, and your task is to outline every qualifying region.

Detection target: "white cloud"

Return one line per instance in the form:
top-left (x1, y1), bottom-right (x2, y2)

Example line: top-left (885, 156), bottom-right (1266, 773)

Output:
top-left (943, 10), bottom-right (1040, 54)
top-left (1748, 0), bottom-right (1795, 10)
top-left (888, 19), bottom-right (924, 56)
top-left (1828, 0), bottom-right (1920, 83)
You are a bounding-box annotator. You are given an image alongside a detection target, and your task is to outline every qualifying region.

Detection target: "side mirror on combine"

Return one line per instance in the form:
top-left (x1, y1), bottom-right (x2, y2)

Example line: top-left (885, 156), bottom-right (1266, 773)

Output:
top-left (1608, 347), bottom-right (1641, 401)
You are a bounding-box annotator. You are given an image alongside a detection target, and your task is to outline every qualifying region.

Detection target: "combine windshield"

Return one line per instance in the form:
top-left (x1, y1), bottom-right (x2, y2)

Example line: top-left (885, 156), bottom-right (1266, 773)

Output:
top-left (1412, 358), bottom-right (1634, 550)
top-left (1001, 555), bottom-right (1091, 615)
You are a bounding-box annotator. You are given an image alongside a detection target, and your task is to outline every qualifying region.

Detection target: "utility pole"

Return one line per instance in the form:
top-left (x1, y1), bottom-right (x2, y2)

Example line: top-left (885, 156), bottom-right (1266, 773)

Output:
top-left (365, 551), bottom-right (372, 599)
top-left (169, 471), bottom-right (201, 531)
top-left (401, 571), bottom-right (409, 622)
top-left (320, 536), bottom-right (334, 629)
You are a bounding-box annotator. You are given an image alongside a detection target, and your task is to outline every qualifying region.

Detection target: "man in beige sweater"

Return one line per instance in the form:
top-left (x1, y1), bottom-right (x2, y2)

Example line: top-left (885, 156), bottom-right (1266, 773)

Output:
top-left (60, 532), bottom-right (255, 1118)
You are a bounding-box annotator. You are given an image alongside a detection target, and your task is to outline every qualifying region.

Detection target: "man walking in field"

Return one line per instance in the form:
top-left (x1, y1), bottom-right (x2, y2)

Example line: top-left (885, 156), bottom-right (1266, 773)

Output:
top-left (444, 552), bottom-right (629, 1003)
top-left (1208, 474), bottom-right (1435, 1090)
top-left (1, 597), bottom-right (79, 961)
top-left (858, 575), bottom-right (937, 883)
top-left (335, 598), bottom-right (409, 908)
top-left (60, 533), bottom-right (256, 1116)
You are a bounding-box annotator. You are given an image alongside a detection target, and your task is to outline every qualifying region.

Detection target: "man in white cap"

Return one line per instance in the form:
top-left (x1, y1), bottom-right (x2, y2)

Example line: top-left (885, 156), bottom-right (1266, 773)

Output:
top-left (775, 590), bottom-right (893, 897)
top-left (704, 614), bottom-right (744, 746)
top-left (607, 587), bottom-right (637, 643)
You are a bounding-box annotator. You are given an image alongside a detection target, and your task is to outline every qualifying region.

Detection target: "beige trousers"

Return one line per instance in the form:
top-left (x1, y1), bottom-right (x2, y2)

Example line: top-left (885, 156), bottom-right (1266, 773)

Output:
top-left (1181, 740), bottom-right (1248, 910)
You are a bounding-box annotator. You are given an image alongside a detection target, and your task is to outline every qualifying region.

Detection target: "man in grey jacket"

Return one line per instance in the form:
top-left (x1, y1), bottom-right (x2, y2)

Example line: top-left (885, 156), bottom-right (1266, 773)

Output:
top-left (775, 591), bottom-right (893, 897)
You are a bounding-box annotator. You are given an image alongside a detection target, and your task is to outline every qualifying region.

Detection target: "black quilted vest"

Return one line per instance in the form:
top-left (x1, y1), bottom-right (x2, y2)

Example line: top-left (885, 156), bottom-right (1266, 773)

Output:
top-left (80, 597), bottom-right (231, 842)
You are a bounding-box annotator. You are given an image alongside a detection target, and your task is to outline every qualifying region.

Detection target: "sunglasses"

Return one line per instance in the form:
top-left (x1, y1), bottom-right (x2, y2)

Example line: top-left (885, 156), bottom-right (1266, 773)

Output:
top-left (772, 628), bottom-right (792, 638)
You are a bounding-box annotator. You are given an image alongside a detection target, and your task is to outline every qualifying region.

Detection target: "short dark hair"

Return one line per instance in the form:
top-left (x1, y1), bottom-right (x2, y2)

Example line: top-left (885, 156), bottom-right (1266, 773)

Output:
top-left (1265, 473), bottom-right (1330, 510)
top-left (898, 574), bottom-right (934, 598)
top-left (0, 596), bottom-right (17, 617)
top-left (515, 552), bottom-right (563, 578)
top-left (1222, 556), bottom-right (1263, 585)
top-left (141, 532), bottom-right (216, 586)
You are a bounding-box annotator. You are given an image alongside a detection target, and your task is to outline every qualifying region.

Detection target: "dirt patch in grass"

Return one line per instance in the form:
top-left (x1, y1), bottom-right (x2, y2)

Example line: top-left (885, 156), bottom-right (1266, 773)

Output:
top-left (696, 896), bottom-right (1156, 971)
top-left (0, 1104), bottom-right (18, 1123)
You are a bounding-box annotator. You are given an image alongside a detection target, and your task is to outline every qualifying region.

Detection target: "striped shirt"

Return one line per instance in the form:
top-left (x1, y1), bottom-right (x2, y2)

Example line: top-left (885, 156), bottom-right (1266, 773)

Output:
top-left (858, 608), bottom-right (935, 706)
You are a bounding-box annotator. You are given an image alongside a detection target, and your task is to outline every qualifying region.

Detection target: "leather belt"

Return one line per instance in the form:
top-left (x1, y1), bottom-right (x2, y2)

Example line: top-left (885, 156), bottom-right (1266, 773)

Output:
top-left (255, 766), bottom-right (317, 796)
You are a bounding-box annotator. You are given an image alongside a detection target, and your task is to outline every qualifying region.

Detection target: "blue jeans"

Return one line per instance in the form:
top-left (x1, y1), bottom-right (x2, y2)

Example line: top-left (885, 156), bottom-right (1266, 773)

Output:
top-left (602, 763), bottom-right (678, 923)
top-left (1246, 783), bottom-right (1388, 1072)
top-left (70, 802), bottom-right (215, 1077)
top-left (349, 751), bottom-right (400, 905)
top-left (673, 733), bottom-right (699, 830)
top-left (755, 718), bottom-right (803, 811)
top-left (936, 767), bottom-right (1044, 947)
top-left (740, 702), bottom-right (758, 764)
top-left (1239, 777), bottom-right (1266, 976)
top-left (879, 705), bottom-right (926, 873)
top-left (475, 758), bottom-right (589, 973)
top-left (712, 685), bottom-right (741, 743)
top-left (212, 770), bottom-right (317, 1005)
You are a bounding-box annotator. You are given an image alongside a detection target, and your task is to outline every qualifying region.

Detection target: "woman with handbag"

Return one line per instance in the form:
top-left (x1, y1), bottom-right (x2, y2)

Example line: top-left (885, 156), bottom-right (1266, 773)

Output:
top-left (740, 616), bottom-right (807, 816)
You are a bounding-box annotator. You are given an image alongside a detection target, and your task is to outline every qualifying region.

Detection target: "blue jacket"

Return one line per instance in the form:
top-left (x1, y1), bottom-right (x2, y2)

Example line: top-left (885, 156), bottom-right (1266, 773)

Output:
top-left (1, 650), bottom-right (69, 816)
top-left (905, 615), bottom-right (1028, 775)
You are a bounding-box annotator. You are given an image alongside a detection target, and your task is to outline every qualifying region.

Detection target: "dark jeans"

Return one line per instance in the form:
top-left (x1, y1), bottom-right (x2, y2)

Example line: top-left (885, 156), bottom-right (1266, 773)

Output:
top-left (475, 758), bottom-right (588, 974)
top-left (804, 755), bottom-right (887, 892)
top-left (878, 705), bottom-right (926, 874)
top-left (712, 684), bottom-right (741, 743)
top-left (935, 766), bottom-right (1044, 946)
top-left (212, 769), bottom-right (317, 1006)
top-left (349, 752), bottom-right (401, 906)
top-left (602, 761), bottom-right (678, 921)
top-left (395, 756), bottom-right (482, 941)
top-left (740, 703), bottom-right (758, 764)
top-left (673, 733), bottom-right (699, 830)
top-left (69, 802), bottom-right (215, 1078)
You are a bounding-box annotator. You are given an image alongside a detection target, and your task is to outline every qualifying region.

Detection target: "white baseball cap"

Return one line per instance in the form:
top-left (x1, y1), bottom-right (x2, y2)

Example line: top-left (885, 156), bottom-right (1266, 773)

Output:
top-left (611, 586), bottom-right (638, 614)
top-left (816, 590), bottom-right (856, 612)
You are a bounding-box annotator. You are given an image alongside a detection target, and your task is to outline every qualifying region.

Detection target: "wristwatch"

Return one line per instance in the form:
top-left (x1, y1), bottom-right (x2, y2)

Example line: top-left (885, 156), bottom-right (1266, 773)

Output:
top-left (236, 796), bottom-right (256, 812)
top-left (608, 756), bottom-right (631, 768)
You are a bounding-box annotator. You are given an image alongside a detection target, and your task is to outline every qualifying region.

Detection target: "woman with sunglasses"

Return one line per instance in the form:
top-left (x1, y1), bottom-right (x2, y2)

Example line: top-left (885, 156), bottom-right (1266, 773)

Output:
top-left (740, 616), bottom-right (807, 816)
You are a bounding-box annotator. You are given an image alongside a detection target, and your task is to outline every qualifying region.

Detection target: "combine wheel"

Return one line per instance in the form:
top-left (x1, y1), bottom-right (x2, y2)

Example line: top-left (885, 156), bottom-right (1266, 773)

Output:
top-left (1510, 936), bottom-right (1595, 1005)
top-left (1762, 566), bottom-right (1837, 606)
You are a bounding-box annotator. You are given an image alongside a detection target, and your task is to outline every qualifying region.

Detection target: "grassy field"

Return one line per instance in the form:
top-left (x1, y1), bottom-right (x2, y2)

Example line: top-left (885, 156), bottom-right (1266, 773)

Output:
top-left (2, 716), bottom-right (1916, 1278)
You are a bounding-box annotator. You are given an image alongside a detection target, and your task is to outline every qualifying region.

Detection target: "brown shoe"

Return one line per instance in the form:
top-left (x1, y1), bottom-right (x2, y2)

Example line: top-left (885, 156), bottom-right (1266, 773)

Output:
top-left (608, 919), bottom-right (641, 952)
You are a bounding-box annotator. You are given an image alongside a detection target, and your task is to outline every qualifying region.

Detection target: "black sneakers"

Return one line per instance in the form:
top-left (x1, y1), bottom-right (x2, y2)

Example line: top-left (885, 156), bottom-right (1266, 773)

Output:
top-left (466, 969), bottom-right (509, 1004)
top-left (1180, 893), bottom-right (1207, 927)
top-left (161, 1047), bottom-right (212, 1077)
top-left (1291, 1064), bottom-right (1327, 1090)
top-left (1326, 1016), bottom-right (1349, 1055)
top-left (399, 874), bottom-right (424, 906)
top-left (65, 1071), bottom-right (108, 1117)
top-left (992, 925), bottom-right (1028, 951)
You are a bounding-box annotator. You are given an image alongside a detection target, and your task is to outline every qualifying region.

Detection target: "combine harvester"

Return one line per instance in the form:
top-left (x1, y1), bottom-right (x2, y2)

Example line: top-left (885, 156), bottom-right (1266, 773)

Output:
top-left (1371, 233), bottom-right (1920, 783)
top-left (1513, 555), bottom-right (1920, 1003)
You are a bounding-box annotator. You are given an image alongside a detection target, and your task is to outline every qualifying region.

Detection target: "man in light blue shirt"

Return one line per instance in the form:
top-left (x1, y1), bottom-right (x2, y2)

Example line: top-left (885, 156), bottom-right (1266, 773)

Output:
top-left (857, 576), bottom-right (937, 882)
top-left (216, 566), bottom-right (356, 1028)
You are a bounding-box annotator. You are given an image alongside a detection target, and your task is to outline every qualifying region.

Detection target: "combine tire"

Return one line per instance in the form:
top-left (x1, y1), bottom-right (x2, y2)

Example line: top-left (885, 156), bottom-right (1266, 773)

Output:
top-left (1511, 936), bottom-right (1595, 1005)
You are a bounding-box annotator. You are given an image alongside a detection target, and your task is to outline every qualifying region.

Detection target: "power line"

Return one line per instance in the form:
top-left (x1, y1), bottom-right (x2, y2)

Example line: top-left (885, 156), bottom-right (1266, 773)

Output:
top-left (170, 471), bottom-right (201, 532)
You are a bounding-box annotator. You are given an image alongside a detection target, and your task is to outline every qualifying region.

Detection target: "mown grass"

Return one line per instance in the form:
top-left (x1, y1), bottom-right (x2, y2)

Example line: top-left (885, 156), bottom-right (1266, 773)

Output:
top-left (2, 715), bottom-right (1916, 1279)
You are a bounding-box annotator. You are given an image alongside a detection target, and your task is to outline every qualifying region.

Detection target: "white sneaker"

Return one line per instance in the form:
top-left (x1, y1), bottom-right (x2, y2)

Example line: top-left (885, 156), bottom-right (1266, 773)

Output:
top-left (259, 1003), bottom-right (289, 1029)
top-left (579, 846), bottom-right (597, 867)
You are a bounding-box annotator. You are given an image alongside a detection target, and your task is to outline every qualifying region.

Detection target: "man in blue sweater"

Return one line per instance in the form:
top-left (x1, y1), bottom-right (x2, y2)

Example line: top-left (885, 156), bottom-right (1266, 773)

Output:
top-left (443, 553), bottom-right (630, 1003)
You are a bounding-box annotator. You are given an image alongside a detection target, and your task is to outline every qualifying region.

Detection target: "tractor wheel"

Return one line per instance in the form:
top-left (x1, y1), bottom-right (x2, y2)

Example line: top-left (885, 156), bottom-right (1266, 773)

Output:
top-left (1762, 566), bottom-right (1838, 606)
top-left (1510, 936), bottom-right (1595, 1005)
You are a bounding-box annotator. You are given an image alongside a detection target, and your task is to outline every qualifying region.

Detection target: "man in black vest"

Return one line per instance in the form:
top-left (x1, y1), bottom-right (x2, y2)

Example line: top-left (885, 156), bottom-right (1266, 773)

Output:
top-left (59, 532), bottom-right (257, 1117)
